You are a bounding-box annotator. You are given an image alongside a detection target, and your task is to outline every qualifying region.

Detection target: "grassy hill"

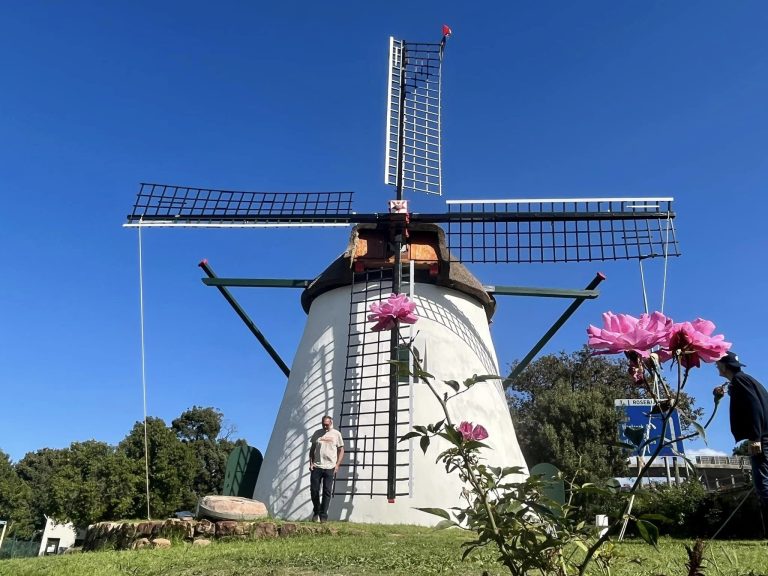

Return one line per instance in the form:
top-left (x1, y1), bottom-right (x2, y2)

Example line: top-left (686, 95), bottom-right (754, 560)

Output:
top-left (1, 523), bottom-right (766, 576)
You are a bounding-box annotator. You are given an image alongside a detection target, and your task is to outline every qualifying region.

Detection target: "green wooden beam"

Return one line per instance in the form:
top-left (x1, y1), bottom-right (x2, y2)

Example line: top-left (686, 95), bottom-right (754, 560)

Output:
top-left (485, 285), bottom-right (598, 299)
top-left (198, 262), bottom-right (291, 377)
top-left (202, 278), bottom-right (597, 299)
top-left (202, 278), bottom-right (312, 288)
top-left (504, 272), bottom-right (607, 386)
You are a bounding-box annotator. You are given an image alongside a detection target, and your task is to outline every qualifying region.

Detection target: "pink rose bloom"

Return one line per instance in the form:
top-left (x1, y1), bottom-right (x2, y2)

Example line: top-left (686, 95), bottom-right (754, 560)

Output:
top-left (658, 318), bottom-right (731, 368)
top-left (471, 424), bottom-right (489, 441)
top-left (368, 293), bottom-right (418, 332)
top-left (457, 421), bottom-right (489, 441)
top-left (587, 311), bottom-right (672, 357)
top-left (457, 421), bottom-right (474, 440)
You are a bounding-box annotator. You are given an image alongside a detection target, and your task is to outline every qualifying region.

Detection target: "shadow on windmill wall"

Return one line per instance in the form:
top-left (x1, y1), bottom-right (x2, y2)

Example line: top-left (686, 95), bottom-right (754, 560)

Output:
top-left (413, 290), bottom-right (498, 376)
top-left (257, 306), bottom-right (360, 522)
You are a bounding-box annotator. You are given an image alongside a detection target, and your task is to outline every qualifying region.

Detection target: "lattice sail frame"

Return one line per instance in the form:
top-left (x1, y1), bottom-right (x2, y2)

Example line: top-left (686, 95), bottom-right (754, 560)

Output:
top-left (125, 183), bottom-right (354, 228)
top-left (384, 37), bottom-right (444, 196)
top-left (445, 197), bottom-right (680, 263)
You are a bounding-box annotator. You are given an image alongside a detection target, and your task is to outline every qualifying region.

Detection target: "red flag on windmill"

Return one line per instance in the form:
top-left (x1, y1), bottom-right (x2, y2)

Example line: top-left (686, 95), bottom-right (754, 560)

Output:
top-left (440, 24), bottom-right (452, 59)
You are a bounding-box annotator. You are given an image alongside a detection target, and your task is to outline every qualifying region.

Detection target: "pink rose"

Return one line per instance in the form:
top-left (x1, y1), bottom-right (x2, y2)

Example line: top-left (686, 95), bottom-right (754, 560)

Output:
top-left (659, 319), bottom-right (731, 368)
top-left (587, 311), bottom-right (672, 357)
top-left (457, 421), bottom-right (489, 441)
top-left (368, 293), bottom-right (418, 332)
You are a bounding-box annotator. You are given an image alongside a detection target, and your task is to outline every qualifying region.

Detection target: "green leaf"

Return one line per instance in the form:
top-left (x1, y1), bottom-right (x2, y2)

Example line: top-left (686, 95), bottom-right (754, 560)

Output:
top-left (573, 540), bottom-right (589, 552)
top-left (442, 425), bottom-right (463, 445)
top-left (414, 425), bottom-right (428, 434)
top-left (414, 368), bottom-right (434, 380)
top-left (399, 431), bottom-right (422, 443)
top-left (500, 466), bottom-right (525, 477)
top-left (462, 440), bottom-right (490, 451)
top-left (461, 544), bottom-right (478, 560)
top-left (419, 435), bottom-right (430, 454)
top-left (635, 519), bottom-right (659, 547)
top-left (462, 374), bottom-right (501, 388)
top-left (433, 519), bottom-right (457, 530)
top-left (610, 441), bottom-right (639, 450)
top-left (443, 380), bottom-right (460, 392)
top-left (690, 420), bottom-right (708, 444)
top-left (414, 507), bottom-right (451, 520)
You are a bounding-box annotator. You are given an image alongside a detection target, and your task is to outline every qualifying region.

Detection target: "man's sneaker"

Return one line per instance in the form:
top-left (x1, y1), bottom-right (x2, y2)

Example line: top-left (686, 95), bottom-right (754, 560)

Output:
top-left (319, 517), bottom-right (327, 524)
top-left (312, 514), bottom-right (320, 523)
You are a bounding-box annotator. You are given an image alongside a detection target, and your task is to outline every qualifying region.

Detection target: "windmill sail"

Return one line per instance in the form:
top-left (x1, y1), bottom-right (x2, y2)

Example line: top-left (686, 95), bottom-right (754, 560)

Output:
top-left (385, 37), bottom-right (444, 196)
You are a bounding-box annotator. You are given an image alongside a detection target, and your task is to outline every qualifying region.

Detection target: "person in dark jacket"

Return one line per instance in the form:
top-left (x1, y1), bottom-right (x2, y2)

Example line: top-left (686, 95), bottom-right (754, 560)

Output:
top-left (715, 351), bottom-right (768, 514)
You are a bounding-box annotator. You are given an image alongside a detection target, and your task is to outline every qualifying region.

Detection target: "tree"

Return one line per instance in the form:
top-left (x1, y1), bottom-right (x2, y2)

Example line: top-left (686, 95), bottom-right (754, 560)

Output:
top-left (172, 406), bottom-right (243, 497)
top-left (172, 406), bottom-right (223, 442)
top-left (15, 442), bottom-right (140, 527)
top-left (733, 440), bottom-right (750, 456)
top-left (507, 348), bottom-right (639, 481)
top-left (0, 450), bottom-right (34, 538)
top-left (15, 448), bottom-right (68, 528)
top-left (506, 348), bottom-right (702, 482)
top-left (118, 417), bottom-right (197, 518)
top-left (51, 441), bottom-right (140, 526)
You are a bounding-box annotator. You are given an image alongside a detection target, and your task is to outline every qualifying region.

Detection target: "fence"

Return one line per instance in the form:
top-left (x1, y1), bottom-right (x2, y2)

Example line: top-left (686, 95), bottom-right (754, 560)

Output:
top-left (0, 537), bottom-right (38, 559)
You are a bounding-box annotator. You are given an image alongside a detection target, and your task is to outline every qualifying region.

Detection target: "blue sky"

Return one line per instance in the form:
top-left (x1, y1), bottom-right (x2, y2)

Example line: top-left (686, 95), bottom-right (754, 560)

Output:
top-left (2, 1), bottom-right (767, 463)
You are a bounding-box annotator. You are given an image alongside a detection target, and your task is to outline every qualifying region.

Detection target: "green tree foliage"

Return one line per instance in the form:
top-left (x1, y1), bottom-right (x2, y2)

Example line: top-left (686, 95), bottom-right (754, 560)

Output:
top-left (15, 442), bottom-right (140, 527)
top-left (0, 450), bottom-right (35, 538)
top-left (8, 407), bottom-right (243, 527)
top-left (172, 406), bottom-right (223, 441)
top-left (172, 406), bottom-right (242, 497)
top-left (733, 440), bottom-right (750, 456)
top-left (506, 349), bottom-right (636, 481)
top-left (506, 348), bottom-right (702, 482)
top-left (15, 448), bottom-right (67, 528)
top-left (118, 417), bottom-right (198, 519)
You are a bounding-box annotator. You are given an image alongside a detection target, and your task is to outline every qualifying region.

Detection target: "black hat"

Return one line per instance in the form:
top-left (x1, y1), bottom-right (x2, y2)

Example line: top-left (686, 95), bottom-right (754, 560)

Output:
top-left (717, 351), bottom-right (745, 369)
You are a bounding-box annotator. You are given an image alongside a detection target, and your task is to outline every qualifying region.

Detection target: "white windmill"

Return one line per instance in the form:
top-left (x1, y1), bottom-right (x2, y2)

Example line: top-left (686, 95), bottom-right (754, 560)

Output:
top-left (125, 28), bottom-right (680, 524)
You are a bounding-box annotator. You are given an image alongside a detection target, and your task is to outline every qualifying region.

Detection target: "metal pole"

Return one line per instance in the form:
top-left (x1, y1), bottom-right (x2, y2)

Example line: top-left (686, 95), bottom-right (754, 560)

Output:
top-left (387, 40), bottom-right (409, 502)
top-left (638, 258), bottom-right (649, 314)
top-left (198, 260), bottom-right (291, 378)
top-left (0, 521), bottom-right (7, 554)
top-left (504, 272), bottom-right (606, 385)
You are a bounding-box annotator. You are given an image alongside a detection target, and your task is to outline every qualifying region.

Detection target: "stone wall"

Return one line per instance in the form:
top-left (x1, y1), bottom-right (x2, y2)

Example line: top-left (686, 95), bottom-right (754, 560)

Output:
top-left (83, 519), bottom-right (333, 552)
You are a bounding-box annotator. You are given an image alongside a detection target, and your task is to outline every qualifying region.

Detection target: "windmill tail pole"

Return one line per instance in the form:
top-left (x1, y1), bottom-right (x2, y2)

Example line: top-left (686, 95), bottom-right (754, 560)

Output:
top-left (504, 272), bottom-right (606, 386)
top-left (198, 260), bottom-right (291, 378)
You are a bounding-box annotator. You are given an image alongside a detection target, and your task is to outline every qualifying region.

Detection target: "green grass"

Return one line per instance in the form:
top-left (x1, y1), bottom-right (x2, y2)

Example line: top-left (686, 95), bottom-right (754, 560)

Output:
top-left (1, 523), bottom-right (767, 576)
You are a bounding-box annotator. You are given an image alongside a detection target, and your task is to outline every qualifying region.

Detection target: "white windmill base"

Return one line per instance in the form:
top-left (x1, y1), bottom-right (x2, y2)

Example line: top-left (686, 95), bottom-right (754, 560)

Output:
top-left (253, 283), bottom-right (528, 525)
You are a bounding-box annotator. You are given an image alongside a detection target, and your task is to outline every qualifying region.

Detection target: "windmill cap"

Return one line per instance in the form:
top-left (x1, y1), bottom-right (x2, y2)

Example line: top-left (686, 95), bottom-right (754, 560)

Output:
top-left (718, 351), bottom-right (745, 369)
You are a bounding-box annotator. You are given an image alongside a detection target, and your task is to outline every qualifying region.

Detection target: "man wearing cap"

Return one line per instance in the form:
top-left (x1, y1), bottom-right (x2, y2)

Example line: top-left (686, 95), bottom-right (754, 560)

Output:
top-left (715, 352), bottom-right (768, 517)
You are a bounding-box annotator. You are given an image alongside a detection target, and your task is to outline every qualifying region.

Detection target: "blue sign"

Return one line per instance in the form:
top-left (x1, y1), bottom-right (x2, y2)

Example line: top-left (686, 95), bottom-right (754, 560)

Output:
top-left (615, 399), bottom-right (684, 457)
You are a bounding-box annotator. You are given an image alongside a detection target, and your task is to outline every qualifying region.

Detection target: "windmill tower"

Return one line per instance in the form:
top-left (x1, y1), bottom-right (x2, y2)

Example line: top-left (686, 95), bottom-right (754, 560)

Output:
top-left (125, 30), bottom-right (680, 525)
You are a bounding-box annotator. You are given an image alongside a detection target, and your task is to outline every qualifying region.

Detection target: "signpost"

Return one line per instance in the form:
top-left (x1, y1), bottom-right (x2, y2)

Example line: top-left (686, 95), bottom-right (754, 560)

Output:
top-left (615, 398), bottom-right (684, 458)
top-left (615, 398), bottom-right (684, 540)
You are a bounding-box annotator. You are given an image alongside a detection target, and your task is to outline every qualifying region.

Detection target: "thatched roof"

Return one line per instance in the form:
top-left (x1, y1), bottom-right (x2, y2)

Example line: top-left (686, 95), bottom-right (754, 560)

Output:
top-left (301, 223), bottom-right (495, 320)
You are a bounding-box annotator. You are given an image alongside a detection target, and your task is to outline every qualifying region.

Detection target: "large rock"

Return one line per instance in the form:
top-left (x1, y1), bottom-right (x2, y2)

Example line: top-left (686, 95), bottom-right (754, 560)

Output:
top-left (197, 495), bottom-right (268, 521)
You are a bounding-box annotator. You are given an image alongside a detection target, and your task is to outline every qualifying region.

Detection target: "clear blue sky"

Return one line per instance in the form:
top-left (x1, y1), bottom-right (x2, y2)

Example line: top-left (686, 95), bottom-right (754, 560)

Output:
top-left (2, 1), bottom-right (767, 463)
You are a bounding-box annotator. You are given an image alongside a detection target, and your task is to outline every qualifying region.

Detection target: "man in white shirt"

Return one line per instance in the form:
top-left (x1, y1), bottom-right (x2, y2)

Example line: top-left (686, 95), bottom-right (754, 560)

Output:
top-left (308, 415), bottom-right (345, 522)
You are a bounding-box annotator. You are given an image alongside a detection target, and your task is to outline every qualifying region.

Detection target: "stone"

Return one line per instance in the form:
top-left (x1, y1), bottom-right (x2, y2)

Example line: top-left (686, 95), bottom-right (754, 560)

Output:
top-left (197, 495), bottom-right (268, 521)
top-left (195, 519), bottom-right (216, 536)
top-left (151, 538), bottom-right (172, 549)
top-left (132, 538), bottom-right (151, 550)
top-left (215, 520), bottom-right (238, 537)
top-left (252, 522), bottom-right (277, 538)
top-left (278, 523), bottom-right (298, 537)
top-left (192, 538), bottom-right (211, 547)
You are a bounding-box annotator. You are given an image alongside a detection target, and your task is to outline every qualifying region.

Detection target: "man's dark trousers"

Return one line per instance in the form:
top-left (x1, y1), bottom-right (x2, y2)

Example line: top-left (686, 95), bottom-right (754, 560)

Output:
top-left (310, 467), bottom-right (334, 521)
